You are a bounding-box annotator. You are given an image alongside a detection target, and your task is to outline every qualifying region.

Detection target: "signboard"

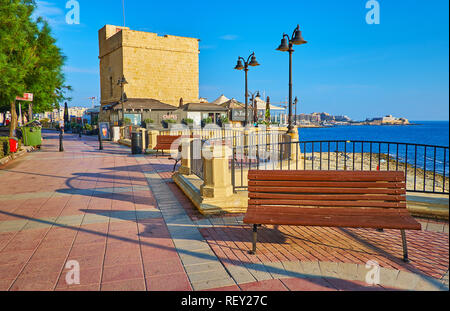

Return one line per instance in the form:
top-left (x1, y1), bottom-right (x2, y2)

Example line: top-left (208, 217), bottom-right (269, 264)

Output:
top-left (231, 109), bottom-right (253, 122)
top-left (99, 122), bottom-right (111, 140)
top-left (16, 93), bottom-right (34, 102)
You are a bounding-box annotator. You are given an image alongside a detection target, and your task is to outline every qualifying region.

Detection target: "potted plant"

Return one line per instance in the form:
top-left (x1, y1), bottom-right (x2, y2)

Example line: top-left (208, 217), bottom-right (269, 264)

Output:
top-left (162, 118), bottom-right (177, 129)
top-left (201, 117), bottom-right (213, 128)
top-left (143, 118), bottom-right (154, 129)
top-left (218, 116), bottom-right (229, 127)
top-left (182, 118), bottom-right (194, 128)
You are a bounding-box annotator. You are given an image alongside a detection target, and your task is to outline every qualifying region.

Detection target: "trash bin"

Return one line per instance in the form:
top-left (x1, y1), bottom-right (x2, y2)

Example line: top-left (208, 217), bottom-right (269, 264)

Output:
top-left (22, 121), bottom-right (42, 147)
top-left (9, 138), bottom-right (18, 153)
top-left (131, 131), bottom-right (142, 155)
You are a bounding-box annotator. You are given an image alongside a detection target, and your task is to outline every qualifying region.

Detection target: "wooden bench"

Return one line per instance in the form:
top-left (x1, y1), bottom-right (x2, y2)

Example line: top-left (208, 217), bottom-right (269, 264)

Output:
top-left (153, 135), bottom-right (182, 171)
top-left (244, 170), bottom-right (421, 262)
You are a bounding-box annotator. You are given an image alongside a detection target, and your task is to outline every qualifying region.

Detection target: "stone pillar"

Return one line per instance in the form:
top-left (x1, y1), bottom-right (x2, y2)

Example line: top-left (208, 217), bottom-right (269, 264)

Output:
top-left (178, 137), bottom-right (192, 175)
top-left (147, 130), bottom-right (159, 149)
top-left (140, 128), bottom-right (147, 151)
top-left (200, 145), bottom-right (233, 198)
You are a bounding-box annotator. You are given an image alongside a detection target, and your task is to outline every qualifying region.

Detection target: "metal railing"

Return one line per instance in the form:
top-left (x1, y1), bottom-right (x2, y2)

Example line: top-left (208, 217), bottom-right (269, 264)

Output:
top-left (231, 140), bottom-right (449, 194)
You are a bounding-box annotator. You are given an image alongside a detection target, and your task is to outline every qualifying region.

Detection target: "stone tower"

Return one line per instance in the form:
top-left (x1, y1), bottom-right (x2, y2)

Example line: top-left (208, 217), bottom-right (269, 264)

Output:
top-left (98, 25), bottom-right (200, 108)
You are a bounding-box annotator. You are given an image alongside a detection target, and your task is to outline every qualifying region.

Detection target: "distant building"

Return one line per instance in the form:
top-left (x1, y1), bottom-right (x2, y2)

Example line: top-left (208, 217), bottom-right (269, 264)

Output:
top-left (335, 115), bottom-right (352, 122)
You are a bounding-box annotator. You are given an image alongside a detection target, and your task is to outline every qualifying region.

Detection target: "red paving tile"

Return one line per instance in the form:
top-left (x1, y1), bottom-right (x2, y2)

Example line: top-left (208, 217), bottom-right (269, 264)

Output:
top-left (56, 267), bottom-right (103, 289)
top-left (0, 250), bottom-right (34, 265)
top-left (0, 263), bottom-right (26, 280)
top-left (239, 279), bottom-right (289, 291)
top-left (101, 278), bottom-right (146, 291)
top-left (280, 277), bottom-right (337, 291)
top-left (146, 272), bottom-right (192, 291)
top-left (142, 258), bottom-right (185, 277)
top-left (20, 259), bottom-right (65, 278)
top-left (102, 263), bottom-right (144, 283)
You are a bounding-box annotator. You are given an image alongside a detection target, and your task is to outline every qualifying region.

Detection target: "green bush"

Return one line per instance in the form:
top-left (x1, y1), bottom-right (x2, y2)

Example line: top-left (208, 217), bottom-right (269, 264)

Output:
top-left (182, 118), bottom-right (194, 125)
top-left (144, 118), bottom-right (154, 124)
top-left (0, 137), bottom-right (10, 158)
top-left (203, 117), bottom-right (213, 124)
top-left (123, 118), bottom-right (132, 125)
top-left (84, 124), bottom-right (92, 131)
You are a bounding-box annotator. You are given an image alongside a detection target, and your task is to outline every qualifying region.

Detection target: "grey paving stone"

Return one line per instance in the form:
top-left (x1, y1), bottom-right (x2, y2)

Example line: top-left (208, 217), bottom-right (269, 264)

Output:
top-left (281, 260), bottom-right (305, 278)
top-left (187, 268), bottom-right (231, 283)
top-left (135, 210), bottom-right (162, 220)
top-left (263, 262), bottom-right (287, 279)
top-left (413, 275), bottom-right (448, 291)
top-left (394, 270), bottom-right (419, 290)
top-left (173, 240), bottom-right (209, 252)
top-left (336, 262), bottom-right (360, 281)
top-left (184, 261), bottom-right (225, 274)
top-left (191, 278), bottom-right (237, 291)
top-left (222, 217), bottom-right (238, 225)
top-left (379, 267), bottom-right (400, 288)
top-left (194, 219), bottom-right (213, 227)
top-left (319, 261), bottom-right (340, 278)
top-left (209, 218), bottom-right (225, 226)
top-left (426, 222), bottom-right (445, 233)
top-left (243, 262), bottom-right (273, 281)
top-left (225, 264), bottom-right (256, 284)
top-left (169, 230), bottom-right (204, 241)
top-left (301, 261), bottom-right (322, 277)
top-left (179, 249), bottom-right (219, 266)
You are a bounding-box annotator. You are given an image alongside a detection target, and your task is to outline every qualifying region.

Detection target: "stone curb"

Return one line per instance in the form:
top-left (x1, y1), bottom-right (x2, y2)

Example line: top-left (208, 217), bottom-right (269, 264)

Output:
top-left (0, 146), bottom-right (35, 166)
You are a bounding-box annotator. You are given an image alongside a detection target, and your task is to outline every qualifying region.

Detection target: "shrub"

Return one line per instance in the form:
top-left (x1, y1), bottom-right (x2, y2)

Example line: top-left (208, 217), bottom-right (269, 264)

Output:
top-left (123, 118), bottom-right (132, 125)
top-left (182, 118), bottom-right (194, 125)
top-left (144, 118), bottom-right (154, 124)
top-left (203, 117), bottom-right (213, 124)
top-left (85, 124), bottom-right (92, 131)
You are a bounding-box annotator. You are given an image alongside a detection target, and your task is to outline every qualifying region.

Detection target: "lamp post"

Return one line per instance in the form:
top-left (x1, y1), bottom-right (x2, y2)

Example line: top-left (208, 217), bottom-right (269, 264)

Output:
top-left (248, 91), bottom-right (260, 125)
top-left (117, 75), bottom-right (128, 125)
top-left (276, 25), bottom-right (307, 135)
top-left (294, 97), bottom-right (298, 125)
top-left (234, 53), bottom-right (260, 127)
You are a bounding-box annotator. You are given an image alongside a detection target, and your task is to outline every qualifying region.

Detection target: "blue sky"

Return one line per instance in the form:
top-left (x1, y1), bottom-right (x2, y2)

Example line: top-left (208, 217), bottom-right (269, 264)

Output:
top-left (35, 0), bottom-right (449, 121)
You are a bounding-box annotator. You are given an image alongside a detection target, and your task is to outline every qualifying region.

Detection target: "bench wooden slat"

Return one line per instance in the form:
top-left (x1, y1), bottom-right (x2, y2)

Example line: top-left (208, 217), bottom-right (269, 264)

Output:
top-left (246, 206), bottom-right (412, 216)
top-left (248, 186), bottom-right (406, 195)
top-left (248, 199), bottom-right (407, 208)
top-left (248, 170), bottom-right (405, 182)
top-left (248, 180), bottom-right (406, 189)
top-left (249, 193), bottom-right (406, 202)
top-left (243, 212), bottom-right (421, 230)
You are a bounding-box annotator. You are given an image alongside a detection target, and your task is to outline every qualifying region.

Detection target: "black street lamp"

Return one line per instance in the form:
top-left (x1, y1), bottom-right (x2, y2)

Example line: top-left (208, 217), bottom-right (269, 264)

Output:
top-left (294, 97), bottom-right (299, 125)
top-left (249, 91), bottom-right (261, 125)
top-left (234, 53), bottom-right (260, 127)
top-left (117, 75), bottom-right (128, 125)
top-left (276, 25), bottom-right (307, 134)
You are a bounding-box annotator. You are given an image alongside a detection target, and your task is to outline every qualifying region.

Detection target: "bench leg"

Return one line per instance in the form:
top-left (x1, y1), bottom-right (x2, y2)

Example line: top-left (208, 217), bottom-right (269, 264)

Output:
top-left (401, 230), bottom-right (409, 263)
top-left (172, 160), bottom-right (179, 173)
top-left (248, 224), bottom-right (258, 255)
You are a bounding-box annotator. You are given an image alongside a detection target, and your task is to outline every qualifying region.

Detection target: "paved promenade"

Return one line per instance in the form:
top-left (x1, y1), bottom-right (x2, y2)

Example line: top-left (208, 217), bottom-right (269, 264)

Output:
top-left (0, 131), bottom-right (448, 291)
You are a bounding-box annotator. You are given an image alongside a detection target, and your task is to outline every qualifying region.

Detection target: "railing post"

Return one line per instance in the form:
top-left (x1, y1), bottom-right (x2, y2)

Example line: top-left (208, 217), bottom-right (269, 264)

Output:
top-left (178, 137), bottom-right (192, 175)
top-left (200, 145), bottom-right (233, 198)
